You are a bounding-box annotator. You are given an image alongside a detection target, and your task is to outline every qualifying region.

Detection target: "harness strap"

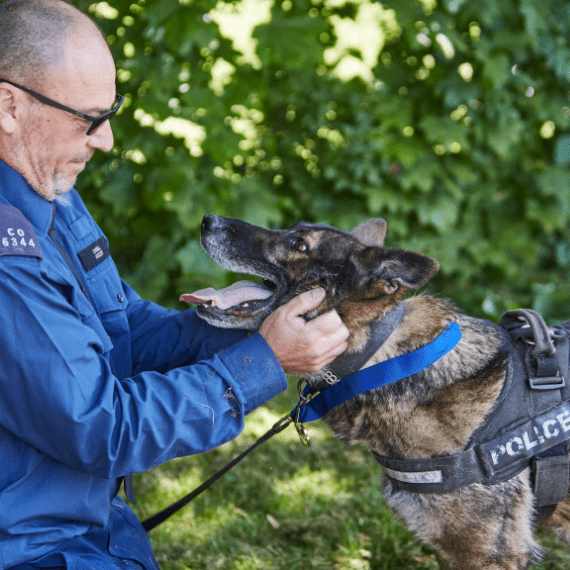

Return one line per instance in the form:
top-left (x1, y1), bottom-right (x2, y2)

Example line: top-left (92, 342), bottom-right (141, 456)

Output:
top-left (374, 399), bottom-right (570, 495)
top-left (533, 445), bottom-right (570, 507)
top-left (499, 309), bottom-right (556, 359)
top-left (372, 446), bottom-right (486, 493)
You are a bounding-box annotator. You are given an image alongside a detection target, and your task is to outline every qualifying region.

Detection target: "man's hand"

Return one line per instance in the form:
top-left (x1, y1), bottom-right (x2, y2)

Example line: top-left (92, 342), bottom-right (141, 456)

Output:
top-left (259, 288), bottom-right (350, 374)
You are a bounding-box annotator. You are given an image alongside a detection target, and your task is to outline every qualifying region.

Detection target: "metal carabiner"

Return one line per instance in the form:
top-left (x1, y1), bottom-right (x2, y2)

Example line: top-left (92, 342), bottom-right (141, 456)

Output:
top-left (272, 414), bottom-right (293, 434)
top-left (293, 407), bottom-right (311, 447)
top-left (297, 378), bottom-right (310, 403)
top-left (294, 378), bottom-right (311, 446)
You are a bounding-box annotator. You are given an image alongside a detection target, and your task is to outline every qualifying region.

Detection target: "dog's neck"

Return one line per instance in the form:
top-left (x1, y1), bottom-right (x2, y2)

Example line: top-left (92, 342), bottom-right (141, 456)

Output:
top-left (306, 298), bottom-right (408, 393)
top-left (338, 288), bottom-right (408, 353)
top-left (328, 302), bottom-right (406, 379)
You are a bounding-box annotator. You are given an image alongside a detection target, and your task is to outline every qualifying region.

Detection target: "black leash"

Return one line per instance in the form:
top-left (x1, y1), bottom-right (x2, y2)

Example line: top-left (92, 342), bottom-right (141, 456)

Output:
top-left (142, 304), bottom-right (407, 532)
top-left (142, 414), bottom-right (293, 532)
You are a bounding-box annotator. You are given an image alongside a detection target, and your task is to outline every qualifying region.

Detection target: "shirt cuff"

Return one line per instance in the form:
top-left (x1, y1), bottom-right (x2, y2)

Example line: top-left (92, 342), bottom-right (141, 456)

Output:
top-left (215, 332), bottom-right (287, 415)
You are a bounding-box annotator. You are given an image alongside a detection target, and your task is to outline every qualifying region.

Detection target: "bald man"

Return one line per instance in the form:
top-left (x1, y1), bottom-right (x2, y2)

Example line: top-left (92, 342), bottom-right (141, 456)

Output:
top-left (0, 1), bottom-right (349, 568)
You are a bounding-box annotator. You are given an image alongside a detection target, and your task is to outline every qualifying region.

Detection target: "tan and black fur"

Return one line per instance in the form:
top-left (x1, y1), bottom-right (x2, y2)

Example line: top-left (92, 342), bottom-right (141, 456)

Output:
top-left (193, 213), bottom-right (570, 569)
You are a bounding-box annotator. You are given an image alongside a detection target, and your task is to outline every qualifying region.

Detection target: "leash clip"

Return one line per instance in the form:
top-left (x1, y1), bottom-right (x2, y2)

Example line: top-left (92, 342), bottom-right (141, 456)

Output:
top-left (293, 378), bottom-right (312, 447)
top-left (294, 407), bottom-right (310, 447)
top-left (272, 414), bottom-right (293, 433)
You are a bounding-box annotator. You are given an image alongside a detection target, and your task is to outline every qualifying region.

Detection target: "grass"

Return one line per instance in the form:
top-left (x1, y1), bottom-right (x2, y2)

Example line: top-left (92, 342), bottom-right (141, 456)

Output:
top-left (123, 381), bottom-right (570, 569)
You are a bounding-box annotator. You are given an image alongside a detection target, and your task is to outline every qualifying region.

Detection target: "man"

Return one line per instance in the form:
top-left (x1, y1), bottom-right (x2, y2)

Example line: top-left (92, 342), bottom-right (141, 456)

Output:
top-left (0, 1), bottom-right (350, 568)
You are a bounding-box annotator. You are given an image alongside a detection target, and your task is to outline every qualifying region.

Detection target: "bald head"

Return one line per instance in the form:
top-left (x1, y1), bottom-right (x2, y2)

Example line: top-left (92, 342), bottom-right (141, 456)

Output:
top-left (0, 0), bottom-right (116, 200)
top-left (0, 0), bottom-right (107, 89)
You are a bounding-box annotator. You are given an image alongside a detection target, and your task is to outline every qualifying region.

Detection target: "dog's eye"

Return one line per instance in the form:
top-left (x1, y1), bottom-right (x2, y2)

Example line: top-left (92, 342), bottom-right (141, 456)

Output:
top-left (294, 239), bottom-right (308, 252)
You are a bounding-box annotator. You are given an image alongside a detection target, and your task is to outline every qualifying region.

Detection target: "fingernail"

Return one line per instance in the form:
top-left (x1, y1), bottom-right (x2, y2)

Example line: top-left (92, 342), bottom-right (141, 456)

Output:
top-left (310, 287), bottom-right (325, 299)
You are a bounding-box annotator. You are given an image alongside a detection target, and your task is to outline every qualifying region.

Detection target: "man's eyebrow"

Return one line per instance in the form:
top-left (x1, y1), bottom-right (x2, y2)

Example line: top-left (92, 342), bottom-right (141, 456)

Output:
top-left (82, 106), bottom-right (108, 116)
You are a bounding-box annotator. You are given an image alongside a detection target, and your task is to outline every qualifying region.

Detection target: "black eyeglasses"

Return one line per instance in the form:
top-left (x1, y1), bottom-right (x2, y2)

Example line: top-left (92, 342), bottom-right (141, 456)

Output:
top-left (0, 78), bottom-right (124, 135)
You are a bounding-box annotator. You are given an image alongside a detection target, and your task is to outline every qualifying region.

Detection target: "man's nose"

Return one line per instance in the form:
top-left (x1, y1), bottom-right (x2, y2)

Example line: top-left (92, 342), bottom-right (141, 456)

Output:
top-left (87, 120), bottom-right (114, 153)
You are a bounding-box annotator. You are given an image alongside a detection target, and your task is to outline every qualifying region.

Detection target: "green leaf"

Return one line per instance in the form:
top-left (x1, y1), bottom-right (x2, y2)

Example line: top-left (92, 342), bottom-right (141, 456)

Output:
top-left (482, 53), bottom-right (510, 88)
top-left (254, 13), bottom-right (326, 67)
top-left (416, 194), bottom-right (459, 230)
top-left (176, 239), bottom-right (227, 281)
top-left (143, 0), bottom-right (181, 27)
top-left (554, 135), bottom-right (570, 166)
top-left (418, 115), bottom-right (469, 148)
top-left (166, 10), bottom-right (219, 56)
top-left (399, 158), bottom-right (440, 192)
top-left (375, 98), bottom-right (413, 131)
top-left (99, 168), bottom-right (139, 218)
top-left (382, 136), bottom-right (425, 166)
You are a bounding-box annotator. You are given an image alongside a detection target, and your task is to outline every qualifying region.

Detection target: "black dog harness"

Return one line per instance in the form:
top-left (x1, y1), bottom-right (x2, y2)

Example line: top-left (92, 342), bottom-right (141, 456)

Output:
top-left (373, 309), bottom-right (570, 515)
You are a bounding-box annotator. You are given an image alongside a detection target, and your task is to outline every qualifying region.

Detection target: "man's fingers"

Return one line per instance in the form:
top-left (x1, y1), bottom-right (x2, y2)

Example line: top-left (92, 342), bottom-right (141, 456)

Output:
top-left (281, 287), bottom-right (326, 320)
top-left (315, 339), bottom-right (350, 367)
top-left (307, 309), bottom-right (347, 335)
top-left (282, 315), bottom-right (350, 374)
top-left (287, 339), bottom-right (350, 374)
top-left (308, 321), bottom-right (350, 359)
top-left (259, 289), bottom-right (351, 374)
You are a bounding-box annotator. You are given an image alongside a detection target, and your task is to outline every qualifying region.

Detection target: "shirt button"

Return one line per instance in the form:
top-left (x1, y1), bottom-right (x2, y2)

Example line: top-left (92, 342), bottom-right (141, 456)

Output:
top-left (117, 295), bottom-right (124, 303)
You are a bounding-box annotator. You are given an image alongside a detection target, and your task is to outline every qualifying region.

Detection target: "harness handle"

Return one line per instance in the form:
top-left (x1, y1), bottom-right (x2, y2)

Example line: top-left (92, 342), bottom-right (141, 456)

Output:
top-left (499, 309), bottom-right (565, 390)
top-left (499, 309), bottom-right (556, 357)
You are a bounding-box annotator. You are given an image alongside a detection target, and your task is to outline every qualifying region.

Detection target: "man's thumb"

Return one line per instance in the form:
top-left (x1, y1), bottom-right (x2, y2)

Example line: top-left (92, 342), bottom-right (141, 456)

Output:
top-left (289, 287), bottom-right (326, 317)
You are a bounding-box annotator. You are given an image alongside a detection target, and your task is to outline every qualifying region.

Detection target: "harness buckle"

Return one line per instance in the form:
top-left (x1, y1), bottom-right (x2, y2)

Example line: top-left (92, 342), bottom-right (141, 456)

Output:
top-left (528, 375), bottom-right (566, 391)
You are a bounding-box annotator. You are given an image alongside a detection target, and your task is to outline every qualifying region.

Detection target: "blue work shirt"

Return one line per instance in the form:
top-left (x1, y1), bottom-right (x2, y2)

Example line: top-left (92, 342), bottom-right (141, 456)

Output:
top-left (0, 158), bottom-right (287, 569)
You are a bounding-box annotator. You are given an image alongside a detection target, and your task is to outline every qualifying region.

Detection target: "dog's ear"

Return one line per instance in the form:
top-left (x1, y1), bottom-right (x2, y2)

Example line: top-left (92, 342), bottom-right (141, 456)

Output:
top-left (352, 247), bottom-right (439, 296)
top-left (349, 218), bottom-right (387, 247)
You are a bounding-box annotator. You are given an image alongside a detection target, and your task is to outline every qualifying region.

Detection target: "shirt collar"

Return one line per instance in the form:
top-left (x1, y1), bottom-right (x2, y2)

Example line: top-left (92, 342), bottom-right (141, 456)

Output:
top-left (0, 157), bottom-right (55, 236)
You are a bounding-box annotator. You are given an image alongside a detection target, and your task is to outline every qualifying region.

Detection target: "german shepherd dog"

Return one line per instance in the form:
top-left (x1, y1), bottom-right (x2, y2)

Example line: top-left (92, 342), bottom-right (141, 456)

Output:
top-left (181, 214), bottom-right (570, 569)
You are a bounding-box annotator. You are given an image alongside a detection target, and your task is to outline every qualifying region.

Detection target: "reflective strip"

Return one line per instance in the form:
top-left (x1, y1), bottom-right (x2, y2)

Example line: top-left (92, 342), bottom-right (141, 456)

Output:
top-left (383, 467), bottom-right (443, 484)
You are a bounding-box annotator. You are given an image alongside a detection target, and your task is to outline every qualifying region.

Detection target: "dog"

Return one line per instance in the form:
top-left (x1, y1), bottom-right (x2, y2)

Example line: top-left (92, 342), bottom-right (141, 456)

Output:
top-left (181, 214), bottom-right (570, 569)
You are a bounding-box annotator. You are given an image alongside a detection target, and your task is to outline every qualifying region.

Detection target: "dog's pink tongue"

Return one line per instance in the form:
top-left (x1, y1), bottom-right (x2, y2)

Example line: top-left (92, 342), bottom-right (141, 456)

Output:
top-left (180, 280), bottom-right (273, 310)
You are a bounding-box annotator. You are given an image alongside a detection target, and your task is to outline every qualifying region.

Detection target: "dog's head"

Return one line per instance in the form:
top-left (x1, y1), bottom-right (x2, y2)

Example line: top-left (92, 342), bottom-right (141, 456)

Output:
top-left (181, 214), bottom-right (439, 330)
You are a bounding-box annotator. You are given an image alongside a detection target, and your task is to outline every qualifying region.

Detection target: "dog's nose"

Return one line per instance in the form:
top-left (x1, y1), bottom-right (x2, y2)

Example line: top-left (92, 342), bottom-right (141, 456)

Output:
top-left (201, 214), bottom-right (219, 233)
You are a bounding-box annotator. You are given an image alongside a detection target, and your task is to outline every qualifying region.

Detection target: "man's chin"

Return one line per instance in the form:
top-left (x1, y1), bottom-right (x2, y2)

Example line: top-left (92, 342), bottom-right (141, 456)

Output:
top-left (42, 173), bottom-right (75, 201)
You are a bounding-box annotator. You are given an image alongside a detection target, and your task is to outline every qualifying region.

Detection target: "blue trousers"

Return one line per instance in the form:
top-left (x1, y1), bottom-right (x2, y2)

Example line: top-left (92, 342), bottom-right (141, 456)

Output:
top-left (9, 498), bottom-right (161, 570)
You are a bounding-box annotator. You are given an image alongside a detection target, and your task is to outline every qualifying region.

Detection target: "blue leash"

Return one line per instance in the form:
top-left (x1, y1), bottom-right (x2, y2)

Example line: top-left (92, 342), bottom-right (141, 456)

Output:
top-left (143, 321), bottom-right (462, 530)
top-left (291, 321), bottom-right (462, 424)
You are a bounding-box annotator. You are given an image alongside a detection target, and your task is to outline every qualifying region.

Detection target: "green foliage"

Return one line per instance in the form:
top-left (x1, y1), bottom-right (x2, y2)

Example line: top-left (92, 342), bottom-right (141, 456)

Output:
top-left (76, 0), bottom-right (570, 322)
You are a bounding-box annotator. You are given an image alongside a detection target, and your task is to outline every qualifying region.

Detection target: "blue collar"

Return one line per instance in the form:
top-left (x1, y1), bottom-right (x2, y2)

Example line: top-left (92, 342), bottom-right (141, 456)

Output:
top-left (292, 321), bottom-right (462, 424)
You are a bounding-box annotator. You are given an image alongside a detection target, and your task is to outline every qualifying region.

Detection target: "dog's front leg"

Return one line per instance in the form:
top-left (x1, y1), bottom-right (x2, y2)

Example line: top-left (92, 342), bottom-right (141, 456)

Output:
top-left (382, 470), bottom-right (542, 570)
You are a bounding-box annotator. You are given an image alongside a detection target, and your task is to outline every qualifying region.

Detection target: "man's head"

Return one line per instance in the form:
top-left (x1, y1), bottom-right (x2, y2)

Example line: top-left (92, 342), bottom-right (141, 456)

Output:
top-left (0, 0), bottom-right (118, 200)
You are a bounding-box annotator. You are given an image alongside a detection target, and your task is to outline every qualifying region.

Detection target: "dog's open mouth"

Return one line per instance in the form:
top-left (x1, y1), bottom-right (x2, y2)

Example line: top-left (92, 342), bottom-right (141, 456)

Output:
top-left (180, 278), bottom-right (279, 316)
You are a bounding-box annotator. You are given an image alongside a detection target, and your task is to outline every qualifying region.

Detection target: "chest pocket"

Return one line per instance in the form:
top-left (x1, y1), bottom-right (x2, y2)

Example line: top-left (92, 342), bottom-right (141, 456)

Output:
top-left (68, 216), bottom-right (133, 379)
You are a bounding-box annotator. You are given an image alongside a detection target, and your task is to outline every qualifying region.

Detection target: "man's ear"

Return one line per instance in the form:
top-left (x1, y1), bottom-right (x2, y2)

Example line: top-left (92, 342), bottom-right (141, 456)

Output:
top-left (0, 85), bottom-right (20, 135)
top-left (352, 247), bottom-right (439, 296)
top-left (349, 218), bottom-right (387, 247)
